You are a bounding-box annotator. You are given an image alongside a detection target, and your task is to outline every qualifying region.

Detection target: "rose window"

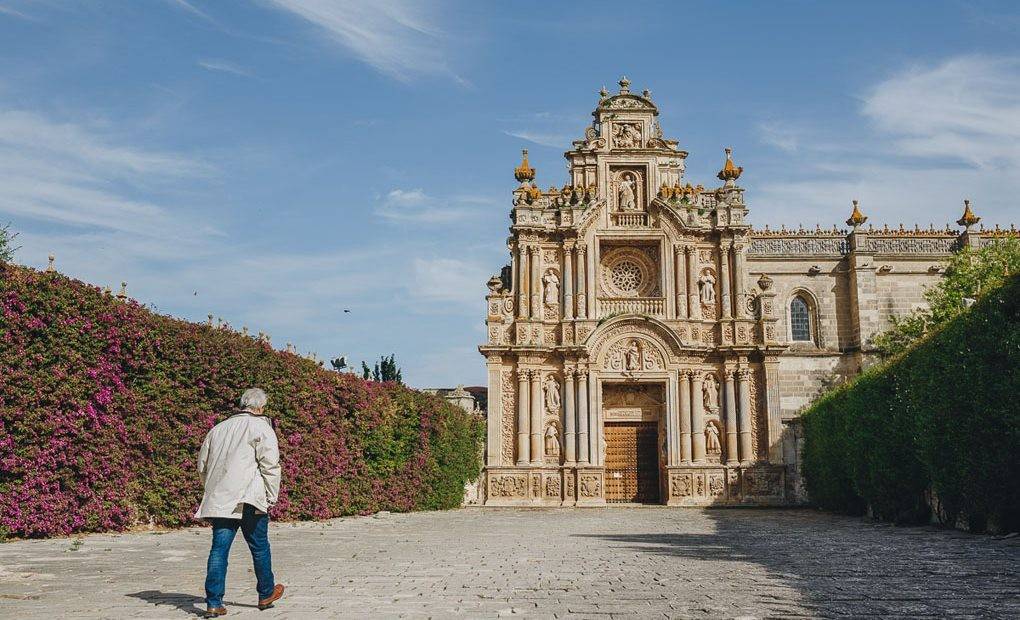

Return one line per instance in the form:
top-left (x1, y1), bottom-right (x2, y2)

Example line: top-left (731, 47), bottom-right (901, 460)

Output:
top-left (610, 260), bottom-right (643, 295)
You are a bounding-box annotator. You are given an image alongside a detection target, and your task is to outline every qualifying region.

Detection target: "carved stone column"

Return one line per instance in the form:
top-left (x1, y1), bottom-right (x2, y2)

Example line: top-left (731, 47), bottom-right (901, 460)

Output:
top-left (517, 245), bottom-right (528, 319)
top-left (529, 369), bottom-right (542, 465)
top-left (563, 368), bottom-right (576, 464)
top-left (576, 246), bottom-right (588, 320)
top-left (720, 241), bottom-right (732, 319)
top-left (733, 243), bottom-right (746, 318)
top-left (530, 246), bottom-right (541, 319)
top-left (686, 246), bottom-right (700, 320)
top-left (563, 246), bottom-right (574, 321)
top-left (738, 368), bottom-right (753, 464)
top-left (763, 356), bottom-right (783, 463)
top-left (666, 371), bottom-right (681, 465)
top-left (679, 370), bottom-right (692, 463)
top-left (674, 246), bottom-right (686, 319)
top-left (724, 370), bottom-right (738, 465)
top-left (516, 368), bottom-right (529, 465)
top-left (691, 370), bottom-right (706, 462)
top-left (576, 369), bottom-right (589, 464)
top-left (485, 357), bottom-right (502, 466)
top-left (588, 370), bottom-right (599, 465)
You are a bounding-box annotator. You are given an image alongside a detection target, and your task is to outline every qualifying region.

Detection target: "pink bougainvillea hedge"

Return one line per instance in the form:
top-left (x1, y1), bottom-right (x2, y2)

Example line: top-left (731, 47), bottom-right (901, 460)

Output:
top-left (0, 264), bottom-right (483, 539)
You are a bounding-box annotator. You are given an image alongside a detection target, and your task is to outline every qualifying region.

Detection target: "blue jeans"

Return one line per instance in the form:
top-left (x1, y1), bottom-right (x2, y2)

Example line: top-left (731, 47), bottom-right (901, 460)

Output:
top-left (204, 504), bottom-right (275, 608)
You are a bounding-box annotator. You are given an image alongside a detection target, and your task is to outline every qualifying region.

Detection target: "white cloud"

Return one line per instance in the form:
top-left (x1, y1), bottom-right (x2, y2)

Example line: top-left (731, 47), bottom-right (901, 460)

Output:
top-left (752, 55), bottom-right (1020, 228)
top-left (863, 55), bottom-right (1020, 169)
top-left (197, 58), bottom-right (252, 77)
top-left (260, 0), bottom-right (454, 82)
top-left (0, 109), bottom-right (212, 238)
top-left (503, 129), bottom-right (571, 149)
top-left (411, 257), bottom-right (488, 305)
top-left (163, 0), bottom-right (213, 22)
top-left (375, 188), bottom-right (492, 223)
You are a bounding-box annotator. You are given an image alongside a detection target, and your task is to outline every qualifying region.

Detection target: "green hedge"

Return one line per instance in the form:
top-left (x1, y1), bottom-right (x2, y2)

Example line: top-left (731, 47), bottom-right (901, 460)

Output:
top-left (802, 274), bottom-right (1020, 531)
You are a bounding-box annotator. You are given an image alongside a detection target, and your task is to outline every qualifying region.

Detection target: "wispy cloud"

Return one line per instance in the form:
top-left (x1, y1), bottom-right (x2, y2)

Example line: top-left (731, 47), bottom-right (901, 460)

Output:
top-left (375, 188), bottom-right (493, 223)
top-left (502, 129), bottom-right (571, 149)
top-left (0, 3), bottom-right (33, 20)
top-left (197, 58), bottom-right (252, 77)
top-left (753, 55), bottom-right (1020, 227)
top-left (163, 0), bottom-right (213, 22)
top-left (411, 257), bottom-right (488, 304)
top-left (0, 110), bottom-right (212, 237)
top-left (261, 0), bottom-right (455, 82)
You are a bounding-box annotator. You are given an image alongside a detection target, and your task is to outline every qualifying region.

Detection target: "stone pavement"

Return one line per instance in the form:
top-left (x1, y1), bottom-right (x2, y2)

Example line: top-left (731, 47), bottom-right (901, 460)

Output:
top-left (0, 508), bottom-right (1017, 618)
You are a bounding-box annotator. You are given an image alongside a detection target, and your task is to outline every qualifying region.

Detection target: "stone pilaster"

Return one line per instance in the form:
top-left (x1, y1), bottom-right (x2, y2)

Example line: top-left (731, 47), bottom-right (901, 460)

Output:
top-left (847, 229), bottom-right (879, 350)
top-left (529, 369), bottom-right (542, 464)
top-left (485, 356), bottom-right (502, 466)
top-left (516, 369), bottom-right (529, 465)
top-left (529, 246), bottom-right (541, 319)
top-left (563, 367), bottom-right (576, 464)
top-left (679, 369), bottom-right (692, 463)
top-left (763, 357), bottom-right (783, 463)
top-left (723, 369), bottom-right (738, 465)
top-left (691, 370), bottom-right (706, 462)
top-left (720, 241), bottom-right (732, 319)
top-left (517, 245), bottom-right (528, 319)
top-left (576, 369), bottom-right (589, 464)
top-left (576, 246), bottom-right (588, 320)
top-left (737, 368), bottom-right (753, 464)
top-left (733, 243), bottom-right (746, 318)
top-left (686, 246), bottom-right (700, 320)
top-left (563, 245), bottom-right (574, 320)
top-left (674, 246), bottom-right (686, 319)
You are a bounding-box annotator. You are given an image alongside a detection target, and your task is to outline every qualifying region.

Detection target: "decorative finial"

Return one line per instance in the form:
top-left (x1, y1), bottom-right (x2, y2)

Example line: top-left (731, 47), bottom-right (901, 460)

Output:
top-left (599, 85), bottom-right (608, 98)
top-left (846, 199), bottom-right (867, 228)
top-left (618, 76), bottom-right (631, 94)
top-left (642, 88), bottom-right (651, 98)
top-left (513, 149), bottom-right (535, 184)
top-left (717, 147), bottom-right (743, 184)
top-left (956, 199), bottom-right (980, 230)
top-left (116, 282), bottom-right (127, 300)
top-left (45, 254), bottom-right (55, 272)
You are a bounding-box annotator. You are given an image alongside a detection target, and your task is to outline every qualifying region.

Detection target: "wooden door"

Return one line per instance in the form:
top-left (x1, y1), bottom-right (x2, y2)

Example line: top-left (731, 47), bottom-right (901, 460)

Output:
top-left (604, 421), bottom-right (660, 503)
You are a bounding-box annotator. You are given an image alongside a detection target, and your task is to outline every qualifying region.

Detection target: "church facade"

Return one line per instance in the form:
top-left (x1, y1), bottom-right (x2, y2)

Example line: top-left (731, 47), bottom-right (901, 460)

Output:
top-left (478, 78), bottom-right (1010, 506)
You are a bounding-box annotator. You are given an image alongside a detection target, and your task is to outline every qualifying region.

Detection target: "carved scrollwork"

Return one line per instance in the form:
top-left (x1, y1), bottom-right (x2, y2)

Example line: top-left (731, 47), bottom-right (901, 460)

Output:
top-left (489, 474), bottom-right (527, 498)
top-left (579, 474), bottom-right (602, 498)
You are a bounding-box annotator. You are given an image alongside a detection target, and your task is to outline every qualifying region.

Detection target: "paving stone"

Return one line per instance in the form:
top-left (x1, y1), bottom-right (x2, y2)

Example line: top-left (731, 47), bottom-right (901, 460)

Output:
top-left (0, 508), bottom-right (1017, 618)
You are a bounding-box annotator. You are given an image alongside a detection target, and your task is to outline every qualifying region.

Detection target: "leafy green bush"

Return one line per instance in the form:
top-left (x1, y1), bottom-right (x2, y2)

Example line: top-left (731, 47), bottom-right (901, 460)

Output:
top-left (802, 274), bottom-right (1020, 531)
top-left (0, 264), bottom-right (484, 538)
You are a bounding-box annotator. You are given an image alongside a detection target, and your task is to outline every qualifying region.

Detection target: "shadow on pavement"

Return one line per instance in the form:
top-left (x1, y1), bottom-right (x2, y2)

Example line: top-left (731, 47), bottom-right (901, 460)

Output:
top-left (126, 590), bottom-right (260, 617)
top-left (574, 508), bottom-right (1020, 617)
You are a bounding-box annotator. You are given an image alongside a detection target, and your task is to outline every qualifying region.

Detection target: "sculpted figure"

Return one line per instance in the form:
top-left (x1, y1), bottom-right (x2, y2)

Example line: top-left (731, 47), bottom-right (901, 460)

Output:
top-left (702, 374), bottom-right (719, 411)
top-left (705, 422), bottom-right (721, 454)
top-left (543, 375), bottom-right (561, 414)
top-left (624, 339), bottom-right (641, 371)
top-left (618, 177), bottom-right (636, 211)
top-left (544, 424), bottom-right (559, 457)
top-left (542, 270), bottom-right (560, 306)
top-left (699, 273), bottom-right (717, 305)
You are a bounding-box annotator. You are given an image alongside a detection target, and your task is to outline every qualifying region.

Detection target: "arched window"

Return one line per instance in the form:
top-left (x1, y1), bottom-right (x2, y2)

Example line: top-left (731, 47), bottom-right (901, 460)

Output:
top-left (790, 296), bottom-right (812, 342)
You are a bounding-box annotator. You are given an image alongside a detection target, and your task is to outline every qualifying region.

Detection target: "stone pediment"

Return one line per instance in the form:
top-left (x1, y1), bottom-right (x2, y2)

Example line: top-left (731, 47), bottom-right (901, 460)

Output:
top-left (597, 93), bottom-right (656, 113)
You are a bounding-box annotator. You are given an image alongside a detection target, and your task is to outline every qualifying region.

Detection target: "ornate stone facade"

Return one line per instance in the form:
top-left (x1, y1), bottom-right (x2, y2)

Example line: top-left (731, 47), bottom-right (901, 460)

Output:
top-left (479, 78), bottom-right (1016, 506)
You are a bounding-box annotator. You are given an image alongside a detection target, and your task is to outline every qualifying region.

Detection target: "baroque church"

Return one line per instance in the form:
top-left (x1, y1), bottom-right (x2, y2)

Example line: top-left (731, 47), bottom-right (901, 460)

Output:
top-left (477, 78), bottom-right (1013, 506)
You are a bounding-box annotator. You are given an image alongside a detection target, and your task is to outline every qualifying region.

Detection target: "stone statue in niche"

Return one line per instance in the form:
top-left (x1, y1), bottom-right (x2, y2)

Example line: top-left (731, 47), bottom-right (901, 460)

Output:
top-left (699, 272), bottom-right (717, 305)
top-left (543, 374), bottom-right (561, 414)
top-left (624, 339), bottom-right (642, 371)
top-left (705, 422), bottom-right (721, 454)
top-left (702, 374), bottom-right (719, 412)
top-left (542, 270), bottom-right (560, 306)
top-left (618, 176), bottom-right (636, 211)
top-left (544, 423), bottom-right (560, 458)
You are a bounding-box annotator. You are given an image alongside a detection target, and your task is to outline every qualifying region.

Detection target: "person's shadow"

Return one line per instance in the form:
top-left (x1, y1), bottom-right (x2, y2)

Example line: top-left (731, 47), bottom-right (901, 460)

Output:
top-left (127, 591), bottom-right (260, 617)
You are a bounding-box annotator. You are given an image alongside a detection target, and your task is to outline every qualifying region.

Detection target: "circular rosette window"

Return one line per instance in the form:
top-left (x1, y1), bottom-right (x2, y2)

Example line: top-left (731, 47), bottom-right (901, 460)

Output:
top-left (600, 248), bottom-right (657, 297)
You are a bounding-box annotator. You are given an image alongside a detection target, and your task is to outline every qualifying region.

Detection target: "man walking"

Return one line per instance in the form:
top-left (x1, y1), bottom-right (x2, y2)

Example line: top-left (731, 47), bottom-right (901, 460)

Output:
top-left (196, 388), bottom-right (285, 617)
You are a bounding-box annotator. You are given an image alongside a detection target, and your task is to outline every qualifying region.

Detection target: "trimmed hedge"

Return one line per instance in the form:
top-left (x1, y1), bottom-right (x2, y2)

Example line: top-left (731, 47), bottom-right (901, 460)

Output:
top-left (0, 264), bottom-right (483, 539)
top-left (802, 274), bottom-right (1020, 531)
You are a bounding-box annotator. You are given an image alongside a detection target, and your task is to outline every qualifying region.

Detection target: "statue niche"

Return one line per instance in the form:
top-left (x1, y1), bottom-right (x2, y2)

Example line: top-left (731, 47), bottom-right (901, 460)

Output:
top-left (603, 336), bottom-right (664, 373)
top-left (542, 269), bottom-right (560, 307)
top-left (612, 169), bottom-right (644, 212)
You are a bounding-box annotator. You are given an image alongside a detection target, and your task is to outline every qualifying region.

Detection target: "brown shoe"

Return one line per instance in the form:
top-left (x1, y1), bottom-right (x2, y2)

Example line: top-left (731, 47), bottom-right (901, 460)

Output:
top-left (257, 584), bottom-right (285, 610)
top-left (204, 608), bottom-right (227, 618)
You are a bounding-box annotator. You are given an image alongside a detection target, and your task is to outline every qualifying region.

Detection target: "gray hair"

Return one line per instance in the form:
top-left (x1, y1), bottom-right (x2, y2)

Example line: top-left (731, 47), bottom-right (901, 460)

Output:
top-left (239, 388), bottom-right (268, 412)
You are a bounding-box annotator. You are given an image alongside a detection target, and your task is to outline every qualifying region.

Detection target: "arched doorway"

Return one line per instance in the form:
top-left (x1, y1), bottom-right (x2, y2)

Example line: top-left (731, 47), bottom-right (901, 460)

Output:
top-left (602, 382), bottom-right (664, 503)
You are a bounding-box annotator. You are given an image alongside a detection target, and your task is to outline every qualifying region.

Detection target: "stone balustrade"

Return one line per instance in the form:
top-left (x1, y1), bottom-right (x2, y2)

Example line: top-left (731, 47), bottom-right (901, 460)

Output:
top-left (598, 296), bottom-right (665, 317)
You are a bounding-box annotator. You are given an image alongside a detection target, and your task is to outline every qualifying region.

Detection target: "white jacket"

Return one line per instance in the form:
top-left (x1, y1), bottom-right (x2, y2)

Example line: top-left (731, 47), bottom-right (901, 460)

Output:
top-left (195, 412), bottom-right (282, 519)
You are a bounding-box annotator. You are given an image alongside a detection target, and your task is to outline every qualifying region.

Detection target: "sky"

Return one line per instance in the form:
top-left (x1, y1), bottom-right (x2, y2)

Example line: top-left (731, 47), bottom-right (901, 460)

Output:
top-left (1, 1), bottom-right (1018, 387)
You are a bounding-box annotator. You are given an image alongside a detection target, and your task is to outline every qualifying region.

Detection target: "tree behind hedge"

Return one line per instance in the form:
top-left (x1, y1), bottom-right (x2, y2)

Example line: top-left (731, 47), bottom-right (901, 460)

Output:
top-left (801, 273), bottom-right (1020, 531)
top-left (0, 264), bottom-right (482, 539)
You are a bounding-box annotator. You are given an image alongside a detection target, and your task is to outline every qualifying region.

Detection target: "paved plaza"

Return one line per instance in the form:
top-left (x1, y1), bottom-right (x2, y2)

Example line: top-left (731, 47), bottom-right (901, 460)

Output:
top-left (0, 508), bottom-right (1017, 618)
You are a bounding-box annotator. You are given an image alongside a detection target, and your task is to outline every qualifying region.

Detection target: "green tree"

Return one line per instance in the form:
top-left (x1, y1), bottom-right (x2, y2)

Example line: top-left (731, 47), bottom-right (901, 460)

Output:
top-left (361, 354), bottom-right (403, 383)
top-left (0, 223), bottom-right (18, 263)
top-left (873, 238), bottom-right (1020, 356)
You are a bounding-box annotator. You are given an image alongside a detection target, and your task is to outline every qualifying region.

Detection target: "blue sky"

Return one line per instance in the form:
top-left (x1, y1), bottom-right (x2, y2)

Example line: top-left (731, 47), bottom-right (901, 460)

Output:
top-left (1, 1), bottom-right (1018, 387)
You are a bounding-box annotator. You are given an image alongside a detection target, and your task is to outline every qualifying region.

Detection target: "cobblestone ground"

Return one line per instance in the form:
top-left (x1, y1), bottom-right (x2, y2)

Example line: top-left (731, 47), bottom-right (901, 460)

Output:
top-left (0, 508), bottom-right (1017, 619)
